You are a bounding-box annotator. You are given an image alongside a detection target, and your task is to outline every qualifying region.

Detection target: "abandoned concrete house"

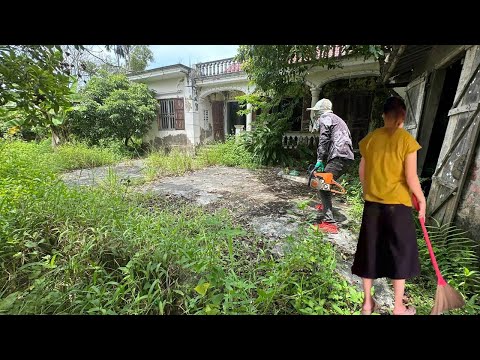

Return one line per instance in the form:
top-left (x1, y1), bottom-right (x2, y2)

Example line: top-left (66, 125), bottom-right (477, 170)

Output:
top-left (127, 49), bottom-right (380, 150)
top-left (128, 45), bottom-right (480, 237)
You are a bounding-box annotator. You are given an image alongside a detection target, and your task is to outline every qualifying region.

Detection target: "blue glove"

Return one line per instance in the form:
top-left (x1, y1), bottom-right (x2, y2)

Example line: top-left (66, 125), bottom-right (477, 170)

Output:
top-left (314, 161), bottom-right (324, 172)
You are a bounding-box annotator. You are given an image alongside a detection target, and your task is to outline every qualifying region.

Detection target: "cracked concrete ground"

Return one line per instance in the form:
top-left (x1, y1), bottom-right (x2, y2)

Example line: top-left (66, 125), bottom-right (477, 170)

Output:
top-left (62, 161), bottom-right (394, 312)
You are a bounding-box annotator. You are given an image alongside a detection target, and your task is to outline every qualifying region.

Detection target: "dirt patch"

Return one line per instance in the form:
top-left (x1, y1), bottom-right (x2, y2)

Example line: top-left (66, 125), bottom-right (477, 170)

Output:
top-left (61, 159), bottom-right (146, 187)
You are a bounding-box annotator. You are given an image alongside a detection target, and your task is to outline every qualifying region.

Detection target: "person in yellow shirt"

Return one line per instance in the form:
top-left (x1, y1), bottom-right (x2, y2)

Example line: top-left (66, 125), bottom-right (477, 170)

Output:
top-left (351, 96), bottom-right (427, 315)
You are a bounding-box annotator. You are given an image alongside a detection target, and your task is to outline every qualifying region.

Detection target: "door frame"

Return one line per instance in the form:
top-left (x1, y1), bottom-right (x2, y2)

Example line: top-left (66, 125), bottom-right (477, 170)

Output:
top-left (211, 100), bottom-right (225, 142)
top-left (427, 46), bottom-right (480, 224)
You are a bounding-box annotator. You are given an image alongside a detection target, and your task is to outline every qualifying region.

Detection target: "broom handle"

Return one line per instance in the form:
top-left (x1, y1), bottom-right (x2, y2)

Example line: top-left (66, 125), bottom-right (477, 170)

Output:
top-left (419, 217), bottom-right (447, 286)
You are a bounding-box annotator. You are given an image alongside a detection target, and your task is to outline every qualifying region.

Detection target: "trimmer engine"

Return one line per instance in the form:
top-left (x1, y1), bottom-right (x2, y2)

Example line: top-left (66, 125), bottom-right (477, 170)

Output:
top-left (307, 164), bottom-right (346, 195)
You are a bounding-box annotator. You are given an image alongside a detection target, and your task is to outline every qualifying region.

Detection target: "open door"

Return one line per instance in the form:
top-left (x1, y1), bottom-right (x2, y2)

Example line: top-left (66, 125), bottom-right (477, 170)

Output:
top-left (404, 72), bottom-right (428, 139)
top-left (427, 46), bottom-right (480, 225)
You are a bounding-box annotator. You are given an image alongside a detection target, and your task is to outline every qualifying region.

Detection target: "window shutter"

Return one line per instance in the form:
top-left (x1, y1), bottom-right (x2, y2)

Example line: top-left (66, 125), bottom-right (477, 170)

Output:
top-left (174, 98), bottom-right (185, 130)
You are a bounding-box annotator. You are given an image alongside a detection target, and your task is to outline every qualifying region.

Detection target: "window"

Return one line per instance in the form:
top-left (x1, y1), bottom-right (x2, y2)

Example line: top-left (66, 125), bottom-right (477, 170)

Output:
top-left (158, 98), bottom-right (185, 130)
top-left (203, 109), bottom-right (209, 127)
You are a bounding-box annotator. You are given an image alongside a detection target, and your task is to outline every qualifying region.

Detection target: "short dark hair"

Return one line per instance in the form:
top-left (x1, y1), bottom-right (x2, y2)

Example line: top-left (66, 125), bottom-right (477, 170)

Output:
top-left (383, 96), bottom-right (406, 118)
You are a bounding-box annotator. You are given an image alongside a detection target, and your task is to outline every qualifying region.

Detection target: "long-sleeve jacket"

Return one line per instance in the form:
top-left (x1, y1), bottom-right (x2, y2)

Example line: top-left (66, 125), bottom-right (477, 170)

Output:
top-left (314, 112), bottom-right (354, 163)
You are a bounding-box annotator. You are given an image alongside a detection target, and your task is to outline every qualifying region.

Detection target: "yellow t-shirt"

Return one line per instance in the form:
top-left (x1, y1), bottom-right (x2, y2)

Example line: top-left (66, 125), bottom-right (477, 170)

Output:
top-left (359, 127), bottom-right (421, 207)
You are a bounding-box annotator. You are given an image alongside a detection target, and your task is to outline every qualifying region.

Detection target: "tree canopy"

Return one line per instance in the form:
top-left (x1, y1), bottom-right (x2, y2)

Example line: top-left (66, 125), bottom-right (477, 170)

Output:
top-left (0, 45), bottom-right (78, 129)
top-left (68, 73), bottom-right (158, 146)
top-left (236, 45), bottom-right (388, 96)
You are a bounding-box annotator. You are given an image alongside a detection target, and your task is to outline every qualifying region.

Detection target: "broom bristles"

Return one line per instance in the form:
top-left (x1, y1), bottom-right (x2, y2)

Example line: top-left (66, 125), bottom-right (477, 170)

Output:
top-left (431, 284), bottom-right (465, 315)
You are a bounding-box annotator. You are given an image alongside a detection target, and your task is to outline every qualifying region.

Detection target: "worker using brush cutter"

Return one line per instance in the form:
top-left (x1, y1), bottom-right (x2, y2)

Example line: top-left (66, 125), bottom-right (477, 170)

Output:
top-left (308, 98), bottom-right (354, 234)
top-left (351, 96), bottom-right (425, 315)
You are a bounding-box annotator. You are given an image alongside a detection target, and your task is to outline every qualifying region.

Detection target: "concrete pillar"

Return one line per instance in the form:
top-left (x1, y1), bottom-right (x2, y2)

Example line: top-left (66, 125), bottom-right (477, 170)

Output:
top-left (184, 75), bottom-right (199, 149)
top-left (309, 87), bottom-right (321, 132)
top-left (246, 103), bottom-right (253, 131)
top-left (234, 125), bottom-right (245, 142)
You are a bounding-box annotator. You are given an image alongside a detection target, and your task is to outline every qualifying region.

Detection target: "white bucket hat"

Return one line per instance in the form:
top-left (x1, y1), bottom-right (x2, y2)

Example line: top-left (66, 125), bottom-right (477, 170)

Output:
top-left (307, 98), bottom-right (333, 113)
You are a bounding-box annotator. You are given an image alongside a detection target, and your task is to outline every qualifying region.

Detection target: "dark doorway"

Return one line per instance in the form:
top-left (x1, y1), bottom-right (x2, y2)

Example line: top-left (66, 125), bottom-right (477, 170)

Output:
top-left (331, 92), bottom-right (373, 149)
top-left (226, 102), bottom-right (246, 136)
top-left (212, 101), bottom-right (225, 142)
top-left (421, 58), bottom-right (463, 196)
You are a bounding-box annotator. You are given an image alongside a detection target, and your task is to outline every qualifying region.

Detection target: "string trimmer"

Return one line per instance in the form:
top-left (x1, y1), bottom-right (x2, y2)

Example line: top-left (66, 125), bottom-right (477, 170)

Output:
top-left (307, 164), bottom-right (346, 195)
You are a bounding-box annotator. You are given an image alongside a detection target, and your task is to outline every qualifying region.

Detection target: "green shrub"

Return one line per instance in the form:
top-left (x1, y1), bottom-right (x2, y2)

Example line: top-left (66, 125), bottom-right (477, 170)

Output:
top-left (196, 136), bottom-right (257, 168)
top-left (68, 73), bottom-right (157, 146)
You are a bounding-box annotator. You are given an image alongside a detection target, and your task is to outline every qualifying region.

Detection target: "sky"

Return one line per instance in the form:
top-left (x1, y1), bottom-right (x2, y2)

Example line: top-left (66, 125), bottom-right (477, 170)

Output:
top-left (147, 45), bottom-right (239, 69)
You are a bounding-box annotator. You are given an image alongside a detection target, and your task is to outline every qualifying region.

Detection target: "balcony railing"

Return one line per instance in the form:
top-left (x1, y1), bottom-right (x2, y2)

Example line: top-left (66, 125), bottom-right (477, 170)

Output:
top-left (282, 132), bottom-right (319, 149)
top-left (196, 58), bottom-right (243, 77)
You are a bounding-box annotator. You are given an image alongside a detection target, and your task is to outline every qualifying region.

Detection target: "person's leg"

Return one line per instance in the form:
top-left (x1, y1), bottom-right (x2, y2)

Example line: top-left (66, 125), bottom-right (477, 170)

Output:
top-left (362, 278), bottom-right (375, 311)
top-left (319, 189), bottom-right (334, 223)
top-left (321, 158), bottom-right (350, 224)
top-left (392, 279), bottom-right (408, 314)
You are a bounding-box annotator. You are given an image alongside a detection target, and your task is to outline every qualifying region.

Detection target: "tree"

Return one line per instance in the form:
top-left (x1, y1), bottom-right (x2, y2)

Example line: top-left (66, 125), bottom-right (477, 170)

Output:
top-left (104, 45), bottom-right (154, 72)
top-left (128, 46), bottom-right (154, 72)
top-left (0, 45), bottom-right (77, 129)
top-left (236, 45), bottom-right (387, 96)
top-left (235, 45), bottom-right (388, 166)
top-left (69, 73), bottom-right (157, 146)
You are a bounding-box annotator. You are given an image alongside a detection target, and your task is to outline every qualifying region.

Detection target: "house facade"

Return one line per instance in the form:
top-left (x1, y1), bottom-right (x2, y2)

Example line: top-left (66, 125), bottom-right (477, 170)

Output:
top-left (128, 59), bottom-right (253, 150)
top-left (128, 52), bottom-right (380, 151)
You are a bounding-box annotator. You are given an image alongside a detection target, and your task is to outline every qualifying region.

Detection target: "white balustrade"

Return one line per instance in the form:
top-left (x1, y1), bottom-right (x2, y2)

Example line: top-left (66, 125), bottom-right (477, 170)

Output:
top-left (282, 132), bottom-right (319, 149)
top-left (196, 58), bottom-right (242, 77)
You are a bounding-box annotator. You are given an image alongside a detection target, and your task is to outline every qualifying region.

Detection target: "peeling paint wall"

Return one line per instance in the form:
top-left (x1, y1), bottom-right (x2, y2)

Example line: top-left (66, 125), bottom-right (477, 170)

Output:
top-left (142, 77), bottom-right (185, 99)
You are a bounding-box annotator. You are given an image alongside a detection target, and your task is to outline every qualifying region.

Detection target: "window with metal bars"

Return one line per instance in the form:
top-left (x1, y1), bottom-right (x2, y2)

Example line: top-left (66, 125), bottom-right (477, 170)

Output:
top-left (158, 99), bottom-right (176, 130)
top-left (203, 109), bottom-right (209, 127)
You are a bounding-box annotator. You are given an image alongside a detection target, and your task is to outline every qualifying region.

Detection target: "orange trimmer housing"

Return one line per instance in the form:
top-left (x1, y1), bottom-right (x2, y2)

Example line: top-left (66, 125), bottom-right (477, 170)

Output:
top-left (309, 172), bottom-right (346, 195)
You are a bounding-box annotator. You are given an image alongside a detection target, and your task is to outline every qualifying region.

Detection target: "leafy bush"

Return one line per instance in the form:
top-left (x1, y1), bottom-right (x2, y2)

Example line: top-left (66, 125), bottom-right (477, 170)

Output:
top-left (68, 73), bottom-right (157, 146)
top-left (196, 136), bottom-right (257, 168)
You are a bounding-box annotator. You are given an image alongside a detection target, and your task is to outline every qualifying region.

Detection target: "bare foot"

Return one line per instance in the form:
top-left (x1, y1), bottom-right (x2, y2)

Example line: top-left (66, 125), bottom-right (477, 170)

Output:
top-left (392, 305), bottom-right (416, 315)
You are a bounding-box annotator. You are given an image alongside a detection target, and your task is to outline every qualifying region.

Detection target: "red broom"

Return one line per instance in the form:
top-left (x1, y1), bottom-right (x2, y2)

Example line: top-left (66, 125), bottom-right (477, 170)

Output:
top-left (412, 194), bottom-right (465, 315)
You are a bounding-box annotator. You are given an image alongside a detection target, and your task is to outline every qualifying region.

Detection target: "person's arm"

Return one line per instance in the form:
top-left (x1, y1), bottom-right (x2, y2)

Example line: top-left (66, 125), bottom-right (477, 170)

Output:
top-left (359, 157), bottom-right (366, 190)
top-left (317, 118), bottom-right (332, 163)
top-left (405, 151), bottom-right (426, 219)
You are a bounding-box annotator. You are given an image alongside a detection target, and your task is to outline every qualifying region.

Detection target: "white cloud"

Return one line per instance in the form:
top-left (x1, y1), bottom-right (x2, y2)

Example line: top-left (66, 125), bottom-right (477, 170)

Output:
top-left (148, 45), bottom-right (239, 69)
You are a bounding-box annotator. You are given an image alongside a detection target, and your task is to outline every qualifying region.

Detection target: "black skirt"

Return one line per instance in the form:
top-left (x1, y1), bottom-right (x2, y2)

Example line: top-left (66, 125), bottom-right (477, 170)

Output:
top-left (351, 201), bottom-right (421, 280)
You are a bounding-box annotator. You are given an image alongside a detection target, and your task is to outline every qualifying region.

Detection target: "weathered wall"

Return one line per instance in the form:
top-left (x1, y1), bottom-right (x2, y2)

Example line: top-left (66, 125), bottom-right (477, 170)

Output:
top-left (414, 45), bottom-right (480, 237)
top-left (140, 75), bottom-right (197, 149)
top-left (306, 56), bottom-right (380, 89)
top-left (457, 142), bottom-right (480, 239)
top-left (143, 77), bottom-right (185, 99)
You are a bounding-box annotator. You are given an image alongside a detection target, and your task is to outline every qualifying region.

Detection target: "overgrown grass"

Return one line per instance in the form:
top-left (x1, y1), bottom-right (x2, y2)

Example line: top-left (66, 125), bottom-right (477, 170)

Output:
top-left (52, 141), bottom-right (125, 171)
top-left (0, 139), bottom-right (127, 175)
top-left (144, 137), bottom-right (258, 180)
top-left (0, 139), bottom-right (363, 315)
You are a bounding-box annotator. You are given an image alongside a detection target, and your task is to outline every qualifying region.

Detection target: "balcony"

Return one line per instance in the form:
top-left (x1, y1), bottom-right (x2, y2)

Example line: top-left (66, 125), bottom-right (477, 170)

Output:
top-left (196, 58), bottom-right (243, 78)
top-left (282, 132), bottom-right (319, 149)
